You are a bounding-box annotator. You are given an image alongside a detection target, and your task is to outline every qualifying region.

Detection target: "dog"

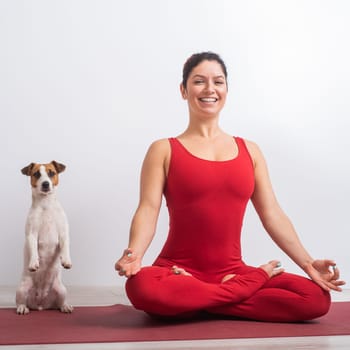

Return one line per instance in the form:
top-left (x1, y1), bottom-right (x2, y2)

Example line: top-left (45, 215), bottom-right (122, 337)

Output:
top-left (16, 161), bottom-right (73, 315)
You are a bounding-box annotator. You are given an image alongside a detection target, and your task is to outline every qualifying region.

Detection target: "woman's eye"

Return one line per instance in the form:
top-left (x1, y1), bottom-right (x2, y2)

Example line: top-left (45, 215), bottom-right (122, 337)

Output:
top-left (215, 81), bottom-right (224, 85)
top-left (194, 80), bottom-right (204, 84)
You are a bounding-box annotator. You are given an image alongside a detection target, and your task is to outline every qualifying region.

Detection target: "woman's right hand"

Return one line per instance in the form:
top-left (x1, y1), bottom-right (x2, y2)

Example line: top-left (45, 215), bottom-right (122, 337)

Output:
top-left (114, 248), bottom-right (141, 278)
top-left (259, 260), bottom-right (284, 278)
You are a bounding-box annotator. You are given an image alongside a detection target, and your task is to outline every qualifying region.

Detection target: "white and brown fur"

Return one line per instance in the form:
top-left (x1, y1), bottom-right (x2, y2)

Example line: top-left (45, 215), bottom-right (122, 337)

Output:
top-left (16, 161), bottom-right (73, 314)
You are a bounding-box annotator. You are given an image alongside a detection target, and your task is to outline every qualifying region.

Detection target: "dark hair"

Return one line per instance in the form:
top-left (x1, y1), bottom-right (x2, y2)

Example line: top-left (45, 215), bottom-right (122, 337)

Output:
top-left (182, 52), bottom-right (228, 88)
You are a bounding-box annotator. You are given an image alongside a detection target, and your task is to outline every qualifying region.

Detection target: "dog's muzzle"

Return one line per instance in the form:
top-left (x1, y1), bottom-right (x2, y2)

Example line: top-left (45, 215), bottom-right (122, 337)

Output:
top-left (41, 181), bottom-right (51, 192)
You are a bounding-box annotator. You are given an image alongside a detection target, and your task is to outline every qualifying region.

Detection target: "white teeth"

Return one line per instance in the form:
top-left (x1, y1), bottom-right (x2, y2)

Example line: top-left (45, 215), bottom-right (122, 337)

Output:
top-left (199, 98), bottom-right (217, 102)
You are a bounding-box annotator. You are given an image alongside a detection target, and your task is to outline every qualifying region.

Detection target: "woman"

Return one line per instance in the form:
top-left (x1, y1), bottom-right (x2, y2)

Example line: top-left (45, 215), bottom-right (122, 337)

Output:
top-left (115, 52), bottom-right (345, 322)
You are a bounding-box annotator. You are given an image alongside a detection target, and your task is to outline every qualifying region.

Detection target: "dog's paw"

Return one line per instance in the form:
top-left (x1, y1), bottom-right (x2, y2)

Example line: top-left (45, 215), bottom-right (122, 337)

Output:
top-left (17, 304), bottom-right (30, 315)
top-left (60, 304), bottom-right (73, 313)
top-left (61, 260), bottom-right (72, 269)
top-left (28, 261), bottom-right (39, 272)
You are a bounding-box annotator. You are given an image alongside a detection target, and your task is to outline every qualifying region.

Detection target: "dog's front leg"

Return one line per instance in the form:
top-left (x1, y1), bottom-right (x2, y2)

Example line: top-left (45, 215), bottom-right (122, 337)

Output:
top-left (60, 238), bottom-right (72, 269)
top-left (27, 232), bottom-right (39, 272)
top-left (59, 223), bottom-right (72, 269)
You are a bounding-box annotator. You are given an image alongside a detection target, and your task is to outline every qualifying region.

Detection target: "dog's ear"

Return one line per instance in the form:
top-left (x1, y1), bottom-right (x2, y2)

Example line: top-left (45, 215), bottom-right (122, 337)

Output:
top-left (21, 163), bottom-right (35, 176)
top-left (51, 161), bottom-right (66, 174)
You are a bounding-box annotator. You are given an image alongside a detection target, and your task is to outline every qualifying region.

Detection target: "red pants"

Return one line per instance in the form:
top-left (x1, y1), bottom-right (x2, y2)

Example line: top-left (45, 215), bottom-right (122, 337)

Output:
top-left (125, 265), bottom-right (331, 322)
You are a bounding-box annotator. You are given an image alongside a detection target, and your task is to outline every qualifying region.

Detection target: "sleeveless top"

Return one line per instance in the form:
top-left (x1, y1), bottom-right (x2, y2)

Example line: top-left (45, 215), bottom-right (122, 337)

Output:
top-left (153, 137), bottom-right (255, 283)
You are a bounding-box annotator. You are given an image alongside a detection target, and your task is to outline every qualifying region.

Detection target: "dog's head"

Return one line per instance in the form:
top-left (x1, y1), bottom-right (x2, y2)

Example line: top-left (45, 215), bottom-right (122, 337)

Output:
top-left (21, 161), bottom-right (66, 195)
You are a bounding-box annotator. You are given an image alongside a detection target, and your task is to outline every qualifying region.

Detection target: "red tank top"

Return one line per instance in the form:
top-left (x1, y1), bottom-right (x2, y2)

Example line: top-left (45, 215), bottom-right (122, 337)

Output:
top-left (153, 137), bottom-right (255, 283)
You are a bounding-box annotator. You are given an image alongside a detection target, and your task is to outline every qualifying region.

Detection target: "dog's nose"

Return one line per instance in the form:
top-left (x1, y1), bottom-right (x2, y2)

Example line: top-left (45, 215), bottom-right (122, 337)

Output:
top-left (42, 181), bottom-right (50, 190)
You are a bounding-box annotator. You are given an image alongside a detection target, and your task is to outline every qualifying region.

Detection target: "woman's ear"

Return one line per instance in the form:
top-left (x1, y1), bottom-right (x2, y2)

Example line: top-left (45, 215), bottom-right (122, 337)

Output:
top-left (180, 83), bottom-right (187, 100)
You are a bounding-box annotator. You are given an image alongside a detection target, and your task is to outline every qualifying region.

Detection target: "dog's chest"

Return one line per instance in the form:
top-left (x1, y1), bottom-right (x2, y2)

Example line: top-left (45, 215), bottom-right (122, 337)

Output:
top-left (31, 205), bottom-right (65, 262)
top-left (29, 200), bottom-right (66, 243)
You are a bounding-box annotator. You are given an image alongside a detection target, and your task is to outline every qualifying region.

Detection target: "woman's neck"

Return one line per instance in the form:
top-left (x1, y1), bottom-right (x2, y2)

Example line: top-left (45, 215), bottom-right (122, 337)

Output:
top-left (183, 120), bottom-right (224, 139)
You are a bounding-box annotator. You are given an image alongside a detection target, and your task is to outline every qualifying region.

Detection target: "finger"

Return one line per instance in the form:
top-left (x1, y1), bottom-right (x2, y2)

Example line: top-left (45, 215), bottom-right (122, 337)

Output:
top-left (272, 268), bottom-right (284, 276)
top-left (330, 280), bottom-right (346, 287)
top-left (115, 262), bottom-right (123, 271)
top-left (331, 265), bottom-right (340, 280)
top-left (120, 249), bottom-right (133, 263)
top-left (171, 265), bottom-right (192, 276)
top-left (172, 266), bottom-right (181, 275)
top-left (124, 249), bottom-right (133, 258)
top-left (268, 260), bottom-right (281, 268)
top-left (329, 284), bottom-right (342, 292)
top-left (325, 280), bottom-right (344, 292)
top-left (324, 259), bottom-right (336, 266)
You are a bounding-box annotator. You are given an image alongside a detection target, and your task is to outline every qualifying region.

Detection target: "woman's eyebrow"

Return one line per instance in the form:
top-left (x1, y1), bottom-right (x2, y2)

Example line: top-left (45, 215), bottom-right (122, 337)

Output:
top-left (191, 74), bottom-right (225, 79)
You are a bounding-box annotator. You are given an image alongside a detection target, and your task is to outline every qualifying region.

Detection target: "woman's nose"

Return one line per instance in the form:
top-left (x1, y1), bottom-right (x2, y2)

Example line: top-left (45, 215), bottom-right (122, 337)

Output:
top-left (204, 82), bottom-right (215, 93)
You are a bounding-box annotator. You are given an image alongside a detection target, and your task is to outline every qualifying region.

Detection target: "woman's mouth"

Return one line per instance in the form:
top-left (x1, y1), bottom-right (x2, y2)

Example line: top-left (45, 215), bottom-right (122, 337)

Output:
top-left (199, 97), bottom-right (218, 103)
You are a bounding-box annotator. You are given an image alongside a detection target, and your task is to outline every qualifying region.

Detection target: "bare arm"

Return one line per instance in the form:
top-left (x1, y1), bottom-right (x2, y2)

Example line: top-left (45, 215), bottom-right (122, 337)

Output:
top-left (115, 139), bottom-right (170, 277)
top-left (246, 140), bottom-right (345, 291)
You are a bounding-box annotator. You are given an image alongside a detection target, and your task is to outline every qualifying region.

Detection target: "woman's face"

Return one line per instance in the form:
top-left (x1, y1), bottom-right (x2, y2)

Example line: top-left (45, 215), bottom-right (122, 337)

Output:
top-left (181, 59), bottom-right (228, 118)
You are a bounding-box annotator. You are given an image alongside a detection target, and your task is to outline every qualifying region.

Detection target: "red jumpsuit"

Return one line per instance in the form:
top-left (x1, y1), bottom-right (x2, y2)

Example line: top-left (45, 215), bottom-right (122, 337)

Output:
top-left (126, 137), bottom-right (330, 322)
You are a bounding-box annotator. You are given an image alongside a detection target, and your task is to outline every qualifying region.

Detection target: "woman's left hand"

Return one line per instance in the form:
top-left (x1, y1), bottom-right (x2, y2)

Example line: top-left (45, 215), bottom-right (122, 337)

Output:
top-left (304, 259), bottom-right (346, 292)
top-left (115, 248), bottom-right (141, 278)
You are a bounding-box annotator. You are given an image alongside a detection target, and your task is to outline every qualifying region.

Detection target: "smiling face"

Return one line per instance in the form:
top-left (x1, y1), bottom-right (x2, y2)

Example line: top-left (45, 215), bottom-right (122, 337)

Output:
top-left (180, 59), bottom-right (228, 119)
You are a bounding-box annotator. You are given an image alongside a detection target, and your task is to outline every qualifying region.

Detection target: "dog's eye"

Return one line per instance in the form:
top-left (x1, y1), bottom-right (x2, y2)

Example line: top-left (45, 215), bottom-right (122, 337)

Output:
top-left (33, 171), bottom-right (41, 179)
top-left (48, 170), bottom-right (56, 178)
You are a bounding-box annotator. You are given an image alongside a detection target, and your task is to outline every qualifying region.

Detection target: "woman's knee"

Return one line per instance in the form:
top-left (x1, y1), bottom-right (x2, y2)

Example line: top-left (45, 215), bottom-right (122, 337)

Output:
top-left (308, 288), bottom-right (331, 319)
top-left (267, 273), bottom-right (331, 321)
top-left (125, 266), bottom-right (168, 311)
top-left (299, 282), bottom-right (331, 320)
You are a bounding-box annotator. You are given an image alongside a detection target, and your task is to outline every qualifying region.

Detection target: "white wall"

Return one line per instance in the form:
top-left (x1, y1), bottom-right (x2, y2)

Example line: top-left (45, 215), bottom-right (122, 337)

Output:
top-left (1, 0), bottom-right (349, 288)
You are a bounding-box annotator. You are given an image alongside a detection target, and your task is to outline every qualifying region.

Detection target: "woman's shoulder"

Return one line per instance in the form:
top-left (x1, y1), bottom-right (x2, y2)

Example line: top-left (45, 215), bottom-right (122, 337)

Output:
top-left (236, 137), bottom-right (264, 165)
top-left (235, 136), bottom-right (257, 150)
top-left (145, 138), bottom-right (171, 159)
top-left (148, 138), bottom-right (171, 150)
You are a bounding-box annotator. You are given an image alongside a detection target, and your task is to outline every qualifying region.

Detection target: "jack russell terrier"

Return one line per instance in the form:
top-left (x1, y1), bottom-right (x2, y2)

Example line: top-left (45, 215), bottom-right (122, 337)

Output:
top-left (16, 161), bottom-right (73, 314)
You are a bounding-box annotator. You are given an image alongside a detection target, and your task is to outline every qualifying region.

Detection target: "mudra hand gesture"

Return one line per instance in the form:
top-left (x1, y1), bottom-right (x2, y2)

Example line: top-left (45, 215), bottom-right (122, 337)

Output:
top-left (115, 248), bottom-right (141, 278)
top-left (304, 259), bottom-right (345, 292)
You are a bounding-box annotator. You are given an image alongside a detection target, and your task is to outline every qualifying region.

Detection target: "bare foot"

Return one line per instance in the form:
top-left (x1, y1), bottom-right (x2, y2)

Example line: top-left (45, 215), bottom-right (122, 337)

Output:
top-left (172, 265), bottom-right (192, 276)
top-left (221, 274), bottom-right (236, 283)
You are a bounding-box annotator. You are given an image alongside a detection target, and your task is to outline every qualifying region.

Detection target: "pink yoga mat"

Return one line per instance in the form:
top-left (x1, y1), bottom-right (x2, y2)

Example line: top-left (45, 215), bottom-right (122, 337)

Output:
top-left (1, 302), bottom-right (350, 345)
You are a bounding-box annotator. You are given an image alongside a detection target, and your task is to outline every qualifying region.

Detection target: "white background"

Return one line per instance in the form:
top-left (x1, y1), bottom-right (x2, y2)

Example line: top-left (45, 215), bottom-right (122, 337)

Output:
top-left (0, 0), bottom-right (349, 289)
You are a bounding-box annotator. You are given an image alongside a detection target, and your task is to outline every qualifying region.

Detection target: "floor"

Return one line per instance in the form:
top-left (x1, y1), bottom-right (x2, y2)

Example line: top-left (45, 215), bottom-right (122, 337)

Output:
top-left (1, 286), bottom-right (350, 350)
